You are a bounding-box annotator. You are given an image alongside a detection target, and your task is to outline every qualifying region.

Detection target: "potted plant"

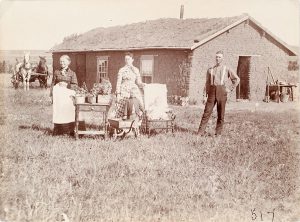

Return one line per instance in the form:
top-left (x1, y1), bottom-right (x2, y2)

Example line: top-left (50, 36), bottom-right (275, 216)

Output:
top-left (96, 79), bottom-right (112, 104)
top-left (87, 88), bottom-right (98, 104)
top-left (74, 83), bottom-right (88, 104)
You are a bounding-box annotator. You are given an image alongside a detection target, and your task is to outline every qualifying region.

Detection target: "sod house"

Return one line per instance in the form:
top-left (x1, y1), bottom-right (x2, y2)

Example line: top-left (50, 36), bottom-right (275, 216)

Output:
top-left (51, 14), bottom-right (298, 103)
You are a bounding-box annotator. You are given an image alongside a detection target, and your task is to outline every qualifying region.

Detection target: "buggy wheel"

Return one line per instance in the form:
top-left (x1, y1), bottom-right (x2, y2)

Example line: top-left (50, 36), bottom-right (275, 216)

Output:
top-left (42, 79), bottom-right (48, 88)
top-left (13, 81), bottom-right (19, 89)
top-left (38, 78), bottom-right (45, 88)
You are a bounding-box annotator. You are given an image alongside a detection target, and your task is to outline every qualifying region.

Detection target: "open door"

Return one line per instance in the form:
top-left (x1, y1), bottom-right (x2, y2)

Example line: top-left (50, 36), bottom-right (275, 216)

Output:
top-left (236, 56), bottom-right (251, 100)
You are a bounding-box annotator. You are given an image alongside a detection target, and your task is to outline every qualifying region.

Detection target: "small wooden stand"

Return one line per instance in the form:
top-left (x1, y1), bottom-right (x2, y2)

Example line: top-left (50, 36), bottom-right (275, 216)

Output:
top-left (74, 103), bottom-right (111, 140)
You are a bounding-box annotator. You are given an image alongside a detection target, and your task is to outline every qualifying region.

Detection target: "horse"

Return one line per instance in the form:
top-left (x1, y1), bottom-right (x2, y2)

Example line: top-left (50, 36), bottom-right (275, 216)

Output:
top-left (16, 52), bottom-right (32, 90)
top-left (33, 56), bottom-right (49, 88)
top-left (12, 54), bottom-right (49, 89)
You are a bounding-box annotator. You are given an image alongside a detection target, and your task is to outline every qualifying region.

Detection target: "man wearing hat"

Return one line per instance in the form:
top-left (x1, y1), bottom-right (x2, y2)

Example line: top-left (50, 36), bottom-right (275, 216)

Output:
top-left (198, 51), bottom-right (240, 136)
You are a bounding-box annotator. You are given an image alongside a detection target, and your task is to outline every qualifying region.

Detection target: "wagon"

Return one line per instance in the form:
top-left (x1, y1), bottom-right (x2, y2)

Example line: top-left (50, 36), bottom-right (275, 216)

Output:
top-left (11, 70), bottom-right (48, 89)
top-left (107, 118), bottom-right (142, 141)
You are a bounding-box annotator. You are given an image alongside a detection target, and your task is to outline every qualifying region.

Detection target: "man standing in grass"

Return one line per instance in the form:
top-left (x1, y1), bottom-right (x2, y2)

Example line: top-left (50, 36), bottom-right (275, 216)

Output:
top-left (198, 51), bottom-right (240, 136)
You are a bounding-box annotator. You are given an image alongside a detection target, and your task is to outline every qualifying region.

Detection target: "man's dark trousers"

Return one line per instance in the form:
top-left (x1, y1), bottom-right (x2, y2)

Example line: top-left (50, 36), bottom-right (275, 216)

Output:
top-left (198, 85), bottom-right (227, 134)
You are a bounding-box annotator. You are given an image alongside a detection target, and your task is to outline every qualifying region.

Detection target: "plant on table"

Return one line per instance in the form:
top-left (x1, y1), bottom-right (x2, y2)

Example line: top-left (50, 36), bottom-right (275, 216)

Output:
top-left (94, 79), bottom-right (112, 104)
top-left (93, 79), bottom-right (112, 95)
top-left (100, 79), bottom-right (112, 95)
top-left (75, 82), bottom-right (89, 97)
top-left (86, 85), bottom-right (99, 104)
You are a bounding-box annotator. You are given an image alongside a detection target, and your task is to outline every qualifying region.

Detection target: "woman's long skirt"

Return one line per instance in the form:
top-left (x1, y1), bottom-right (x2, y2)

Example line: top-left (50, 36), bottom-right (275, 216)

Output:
top-left (53, 121), bottom-right (86, 136)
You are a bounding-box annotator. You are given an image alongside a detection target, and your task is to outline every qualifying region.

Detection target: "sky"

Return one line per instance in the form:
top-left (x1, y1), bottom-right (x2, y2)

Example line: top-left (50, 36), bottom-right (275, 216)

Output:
top-left (0, 0), bottom-right (299, 50)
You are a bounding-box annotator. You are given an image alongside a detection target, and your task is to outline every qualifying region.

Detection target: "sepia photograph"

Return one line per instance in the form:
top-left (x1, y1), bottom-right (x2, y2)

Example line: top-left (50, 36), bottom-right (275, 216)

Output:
top-left (0, 0), bottom-right (299, 221)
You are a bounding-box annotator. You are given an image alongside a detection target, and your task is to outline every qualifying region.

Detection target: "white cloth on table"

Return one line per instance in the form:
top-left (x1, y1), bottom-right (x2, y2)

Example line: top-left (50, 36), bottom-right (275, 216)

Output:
top-left (52, 84), bottom-right (75, 124)
top-left (144, 84), bottom-right (170, 120)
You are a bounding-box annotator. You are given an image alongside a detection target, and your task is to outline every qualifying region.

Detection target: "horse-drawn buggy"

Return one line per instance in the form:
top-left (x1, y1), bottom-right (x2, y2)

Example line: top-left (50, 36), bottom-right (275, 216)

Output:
top-left (11, 53), bottom-right (49, 90)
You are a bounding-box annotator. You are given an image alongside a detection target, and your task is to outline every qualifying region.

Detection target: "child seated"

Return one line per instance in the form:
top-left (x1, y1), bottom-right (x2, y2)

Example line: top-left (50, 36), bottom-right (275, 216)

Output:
top-left (122, 86), bottom-right (144, 120)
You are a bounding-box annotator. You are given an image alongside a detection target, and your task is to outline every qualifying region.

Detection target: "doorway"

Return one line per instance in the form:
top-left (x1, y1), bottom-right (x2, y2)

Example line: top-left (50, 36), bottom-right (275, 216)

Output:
top-left (236, 56), bottom-right (251, 100)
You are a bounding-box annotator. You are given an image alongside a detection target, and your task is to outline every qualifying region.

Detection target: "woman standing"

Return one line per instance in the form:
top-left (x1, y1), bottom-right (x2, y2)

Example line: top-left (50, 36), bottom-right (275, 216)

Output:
top-left (115, 52), bottom-right (145, 118)
top-left (50, 55), bottom-right (78, 136)
top-left (50, 55), bottom-right (78, 95)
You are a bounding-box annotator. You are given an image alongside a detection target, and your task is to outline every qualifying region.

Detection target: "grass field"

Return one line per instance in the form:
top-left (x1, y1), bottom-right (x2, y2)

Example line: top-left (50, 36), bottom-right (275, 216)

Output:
top-left (0, 74), bottom-right (299, 222)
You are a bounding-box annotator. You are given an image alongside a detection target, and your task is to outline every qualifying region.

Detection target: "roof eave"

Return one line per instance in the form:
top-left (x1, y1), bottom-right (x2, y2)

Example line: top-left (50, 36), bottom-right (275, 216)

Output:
top-left (247, 16), bottom-right (298, 56)
top-left (190, 16), bottom-right (249, 50)
top-left (190, 15), bottom-right (297, 56)
top-left (50, 46), bottom-right (191, 53)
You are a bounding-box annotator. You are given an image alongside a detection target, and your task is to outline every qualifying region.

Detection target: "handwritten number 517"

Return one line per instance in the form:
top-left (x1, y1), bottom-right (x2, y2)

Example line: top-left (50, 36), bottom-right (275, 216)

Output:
top-left (251, 208), bottom-right (275, 222)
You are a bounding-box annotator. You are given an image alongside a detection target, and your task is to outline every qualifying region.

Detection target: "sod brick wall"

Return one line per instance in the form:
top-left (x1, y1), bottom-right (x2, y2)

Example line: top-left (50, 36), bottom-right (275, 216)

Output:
top-left (189, 20), bottom-right (296, 103)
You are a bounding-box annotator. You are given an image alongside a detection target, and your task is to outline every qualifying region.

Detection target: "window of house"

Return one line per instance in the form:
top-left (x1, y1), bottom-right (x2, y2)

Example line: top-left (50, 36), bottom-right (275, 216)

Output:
top-left (97, 56), bottom-right (109, 82)
top-left (140, 55), bottom-right (154, 83)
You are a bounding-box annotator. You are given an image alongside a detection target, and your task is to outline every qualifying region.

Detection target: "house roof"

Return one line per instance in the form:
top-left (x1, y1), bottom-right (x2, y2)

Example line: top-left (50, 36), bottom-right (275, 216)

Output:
top-left (51, 14), bottom-right (297, 56)
top-left (191, 15), bottom-right (297, 55)
top-left (51, 15), bottom-right (245, 51)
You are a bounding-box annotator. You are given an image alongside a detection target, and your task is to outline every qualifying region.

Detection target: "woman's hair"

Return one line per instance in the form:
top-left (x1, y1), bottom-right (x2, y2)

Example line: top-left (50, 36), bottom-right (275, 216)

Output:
top-left (60, 55), bottom-right (71, 63)
top-left (125, 52), bottom-right (134, 58)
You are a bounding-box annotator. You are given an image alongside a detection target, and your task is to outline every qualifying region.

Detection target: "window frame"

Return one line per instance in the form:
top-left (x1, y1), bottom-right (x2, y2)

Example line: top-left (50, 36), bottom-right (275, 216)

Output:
top-left (140, 55), bottom-right (154, 83)
top-left (96, 56), bottom-right (109, 82)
